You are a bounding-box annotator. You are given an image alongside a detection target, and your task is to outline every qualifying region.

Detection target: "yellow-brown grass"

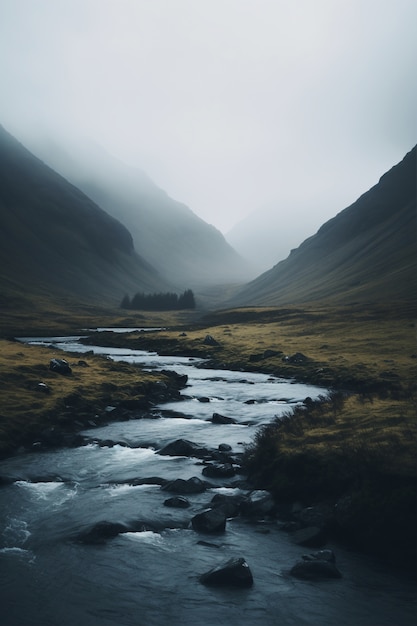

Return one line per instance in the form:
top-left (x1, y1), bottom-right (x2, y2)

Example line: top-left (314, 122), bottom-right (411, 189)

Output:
top-left (0, 338), bottom-right (167, 456)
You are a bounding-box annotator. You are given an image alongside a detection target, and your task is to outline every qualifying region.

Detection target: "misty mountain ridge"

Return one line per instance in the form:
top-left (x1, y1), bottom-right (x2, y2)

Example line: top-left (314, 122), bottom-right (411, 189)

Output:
top-left (229, 146), bottom-right (416, 307)
top-left (26, 134), bottom-right (254, 289)
top-left (226, 195), bottom-right (340, 274)
top-left (2, 123), bottom-right (414, 316)
top-left (0, 124), bottom-right (172, 305)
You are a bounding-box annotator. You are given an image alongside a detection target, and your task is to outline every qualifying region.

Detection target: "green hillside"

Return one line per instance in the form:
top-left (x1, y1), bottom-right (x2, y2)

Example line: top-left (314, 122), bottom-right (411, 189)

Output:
top-left (230, 147), bottom-right (416, 306)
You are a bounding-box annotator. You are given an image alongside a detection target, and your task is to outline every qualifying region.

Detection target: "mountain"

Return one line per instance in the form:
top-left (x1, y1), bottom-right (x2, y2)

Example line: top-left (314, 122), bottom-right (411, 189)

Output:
top-left (229, 147), bottom-right (417, 307)
top-left (0, 125), bottom-right (171, 307)
top-left (27, 137), bottom-right (251, 289)
top-left (226, 197), bottom-right (330, 274)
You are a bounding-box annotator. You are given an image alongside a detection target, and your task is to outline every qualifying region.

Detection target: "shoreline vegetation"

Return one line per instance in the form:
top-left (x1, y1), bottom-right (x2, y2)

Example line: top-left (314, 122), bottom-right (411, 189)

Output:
top-left (0, 301), bottom-right (416, 570)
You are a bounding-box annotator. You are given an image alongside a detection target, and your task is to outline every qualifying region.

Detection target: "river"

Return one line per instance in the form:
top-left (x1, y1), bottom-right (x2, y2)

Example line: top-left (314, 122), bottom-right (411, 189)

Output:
top-left (0, 333), bottom-right (415, 626)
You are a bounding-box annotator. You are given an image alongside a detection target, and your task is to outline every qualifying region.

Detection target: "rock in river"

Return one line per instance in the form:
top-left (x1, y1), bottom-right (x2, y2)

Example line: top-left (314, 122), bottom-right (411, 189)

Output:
top-left (191, 508), bottom-right (227, 533)
top-left (161, 476), bottom-right (209, 494)
top-left (200, 557), bottom-right (254, 587)
top-left (290, 549), bottom-right (342, 580)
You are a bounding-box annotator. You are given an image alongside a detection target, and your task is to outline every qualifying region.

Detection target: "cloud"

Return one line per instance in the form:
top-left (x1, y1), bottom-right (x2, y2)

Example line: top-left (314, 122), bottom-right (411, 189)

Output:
top-left (0, 0), bottom-right (416, 234)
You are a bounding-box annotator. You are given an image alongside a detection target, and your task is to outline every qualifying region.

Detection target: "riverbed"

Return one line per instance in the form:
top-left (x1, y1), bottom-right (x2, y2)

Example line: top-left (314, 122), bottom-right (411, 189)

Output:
top-left (0, 333), bottom-right (415, 626)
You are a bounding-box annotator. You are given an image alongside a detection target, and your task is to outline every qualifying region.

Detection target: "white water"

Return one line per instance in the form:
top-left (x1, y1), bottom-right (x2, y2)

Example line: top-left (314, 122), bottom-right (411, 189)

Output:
top-left (0, 333), bottom-right (415, 626)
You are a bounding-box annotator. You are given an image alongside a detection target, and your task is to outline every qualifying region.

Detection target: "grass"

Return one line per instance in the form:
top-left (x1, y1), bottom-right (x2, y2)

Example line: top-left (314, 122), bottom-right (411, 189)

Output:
top-left (0, 297), bottom-right (415, 567)
top-left (0, 337), bottom-right (181, 457)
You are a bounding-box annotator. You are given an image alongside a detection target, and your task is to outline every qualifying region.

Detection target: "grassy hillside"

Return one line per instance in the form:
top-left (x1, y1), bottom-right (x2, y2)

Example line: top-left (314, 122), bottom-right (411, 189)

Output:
top-left (0, 125), bottom-right (171, 306)
top-left (230, 147), bottom-right (416, 306)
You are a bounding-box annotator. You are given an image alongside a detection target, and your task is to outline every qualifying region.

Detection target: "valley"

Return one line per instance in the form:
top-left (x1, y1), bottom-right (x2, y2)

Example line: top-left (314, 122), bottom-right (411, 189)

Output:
top-left (0, 301), bottom-right (415, 572)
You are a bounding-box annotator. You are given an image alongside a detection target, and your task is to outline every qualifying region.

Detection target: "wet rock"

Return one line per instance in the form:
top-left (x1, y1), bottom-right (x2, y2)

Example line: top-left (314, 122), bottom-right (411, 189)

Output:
top-left (76, 521), bottom-right (129, 544)
top-left (211, 412), bottom-right (237, 425)
top-left (290, 550), bottom-right (341, 580)
top-left (161, 476), bottom-right (210, 494)
top-left (291, 525), bottom-right (327, 548)
top-left (200, 557), bottom-right (254, 587)
top-left (218, 443), bottom-right (232, 452)
top-left (302, 549), bottom-right (336, 563)
top-left (197, 540), bottom-right (221, 548)
top-left (198, 396), bottom-right (211, 403)
top-left (110, 477), bottom-right (167, 487)
top-left (202, 463), bottom-right (236, 479)
top-left (49, 358), bottom-right (72, 375)
top-left (158, 439), bottom-right (210, 458)
top-left (160, 369), bottom-right (188, 387)
top-left (164, 496), bottom-right (190, 508)
top-left (240, 490), bottom-right (275, 518)
top-left (210, 493), bottom-right (243, 518)
top-left (191, 508), bottom-right (227, 533)
top-left (97, 439), bottom-right (129, 448)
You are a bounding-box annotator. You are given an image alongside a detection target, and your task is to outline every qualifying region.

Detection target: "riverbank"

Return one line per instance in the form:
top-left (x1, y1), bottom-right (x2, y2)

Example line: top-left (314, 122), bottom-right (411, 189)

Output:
top-left (0, 338), bottom-right (188, 458)
top-left (74, 302), bottom-right (417, 569)
top-left (0, 302), bottom-right (415, 569)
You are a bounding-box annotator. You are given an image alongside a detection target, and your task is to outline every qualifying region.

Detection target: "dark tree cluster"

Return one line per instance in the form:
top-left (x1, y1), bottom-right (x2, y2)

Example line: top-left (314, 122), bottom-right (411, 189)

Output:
top-left (121, 289), bottom-right (195, 311)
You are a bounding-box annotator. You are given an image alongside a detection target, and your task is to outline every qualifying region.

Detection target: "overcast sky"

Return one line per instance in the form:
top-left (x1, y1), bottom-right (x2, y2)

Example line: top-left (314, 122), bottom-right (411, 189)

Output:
top-left (1, 0), bottom-right (416, 234)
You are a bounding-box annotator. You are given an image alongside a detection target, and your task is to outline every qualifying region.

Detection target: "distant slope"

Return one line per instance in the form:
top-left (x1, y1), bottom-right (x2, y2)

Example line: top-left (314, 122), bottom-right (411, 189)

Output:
top-left (28, 138), bottom-right (251, 288)
top-left (229, 147), bottom-right (417, 306)
top-left (0, 125), bottom-right (170, 306)
top-left (226, 197), bottom-right (329, 274)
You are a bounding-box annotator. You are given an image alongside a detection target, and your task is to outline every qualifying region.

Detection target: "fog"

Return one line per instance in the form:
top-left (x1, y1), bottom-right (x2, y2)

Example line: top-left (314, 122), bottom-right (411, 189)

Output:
top-left (1, 0), bottom-right (416, 243)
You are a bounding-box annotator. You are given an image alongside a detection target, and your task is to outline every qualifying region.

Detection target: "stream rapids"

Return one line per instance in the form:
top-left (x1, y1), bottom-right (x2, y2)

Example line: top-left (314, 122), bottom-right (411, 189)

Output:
top-left (0, 332), bottom-right (415, 626)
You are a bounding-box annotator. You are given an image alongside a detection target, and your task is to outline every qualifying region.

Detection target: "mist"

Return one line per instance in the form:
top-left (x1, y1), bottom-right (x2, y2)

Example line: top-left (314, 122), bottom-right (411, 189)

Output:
top-left (1, 0), bottom-right (416, 254)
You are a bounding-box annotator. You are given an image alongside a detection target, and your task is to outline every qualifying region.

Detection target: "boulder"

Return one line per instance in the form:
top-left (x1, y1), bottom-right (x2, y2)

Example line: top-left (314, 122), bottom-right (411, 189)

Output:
top-left (211, 413), bottom-right (237, 425)
top-left (203, 335), bottom-right (220, 346)
top-left (76, 521), bottom-right (129, 544)
top-left (283, 352), bottom-right (310, 365)
top-left (159, 369), bottom-right (188, 387)
top-left (191, 508), bottom-right (227, 533)
top-left (240, 490), bottom-right (275, 517)
top-left (163, 496), bottom-right (190, 508)
top-left (263, 349), bottom-right (282, 359)
top-left (202, 463), bottom-right (236, 479)
top-left (218, 443), bottom-right (232, 452)
top-left (302, 549), bottom-right (336, 563)
top-left (211, 493), bottom-right (243, 518)
top-left (200, 557), bottom-right (253, 587)
top-left (291, 526), bottom-right (327, 548)
top-left (290, 550), bottom-right (341, 580)
top-left (49, 358), bottom-right (72, 375)
top-left (161, 476), bottom-right (209, 494)
top-left (158, 439), bottom-right (210, 458)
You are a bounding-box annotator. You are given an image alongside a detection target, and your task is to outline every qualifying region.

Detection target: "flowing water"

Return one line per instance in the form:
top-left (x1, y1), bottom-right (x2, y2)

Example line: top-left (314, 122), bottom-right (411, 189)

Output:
top-left (0, 333), bottom-right (415, 626)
